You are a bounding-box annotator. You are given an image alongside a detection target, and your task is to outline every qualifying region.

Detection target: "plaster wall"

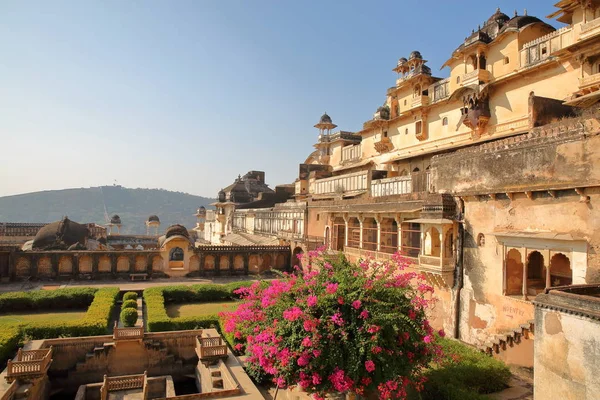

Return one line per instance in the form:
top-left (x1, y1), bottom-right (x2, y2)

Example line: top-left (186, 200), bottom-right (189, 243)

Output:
top-left (534, 308), bottom-right (600, 400)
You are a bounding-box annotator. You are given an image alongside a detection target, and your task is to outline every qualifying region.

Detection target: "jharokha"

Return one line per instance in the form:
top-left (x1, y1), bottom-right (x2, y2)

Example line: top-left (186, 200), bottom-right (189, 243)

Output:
top-left (2, 2), bottom-right (600, 399)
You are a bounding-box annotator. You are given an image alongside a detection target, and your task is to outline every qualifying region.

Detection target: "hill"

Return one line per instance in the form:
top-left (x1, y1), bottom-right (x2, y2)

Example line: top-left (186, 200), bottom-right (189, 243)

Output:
top-left (0, 186), bottom-right (214, 235)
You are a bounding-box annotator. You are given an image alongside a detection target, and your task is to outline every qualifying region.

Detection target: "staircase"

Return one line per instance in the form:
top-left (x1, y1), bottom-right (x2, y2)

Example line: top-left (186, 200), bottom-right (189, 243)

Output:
top-left (478, 320), bottom-right (535, 368)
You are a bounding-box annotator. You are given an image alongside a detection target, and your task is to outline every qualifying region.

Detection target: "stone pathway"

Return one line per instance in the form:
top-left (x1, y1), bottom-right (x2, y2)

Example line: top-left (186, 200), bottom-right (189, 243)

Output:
top-left (489, 368), bottom-right (533, 400)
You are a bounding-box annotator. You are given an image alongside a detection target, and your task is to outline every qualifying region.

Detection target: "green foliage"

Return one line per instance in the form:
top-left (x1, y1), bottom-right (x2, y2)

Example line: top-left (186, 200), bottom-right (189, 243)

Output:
top-left (122, 299), bottom-right (138, 310)
top-left (0, 287), bottom-right (119, 367)
top-left (143, 282), bottom-right (251, 333)
top-left (0, 186), bottom-right (214, 235)
top-left (0, 288), bottom-right (97, 313)
top-left (408, 337), bottom-right (511, 400)
top-left (122, 292), bottom-right (138, 302)
top-left (120, 308), bottom-right (138, 327)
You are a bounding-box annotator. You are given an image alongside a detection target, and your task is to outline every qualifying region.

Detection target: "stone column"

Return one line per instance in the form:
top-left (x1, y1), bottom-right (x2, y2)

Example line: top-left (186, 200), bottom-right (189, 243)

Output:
top-left (522, 247), bottom-right (528, 301)
top-left (358, 216), bottom-right (364, 249)
top-left (545, 249), bottom-right (552, 289)
top-left (395, 216), bottom-right (402, 253)
top-left (375, 216), bottom-right (382, 252)
top-left (343, 215), bottom-right (349, 248)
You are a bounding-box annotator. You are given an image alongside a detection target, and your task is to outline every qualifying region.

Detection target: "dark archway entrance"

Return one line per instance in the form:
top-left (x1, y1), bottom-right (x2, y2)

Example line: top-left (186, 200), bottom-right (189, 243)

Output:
top-left (292, 247), bottom-right (304, 268)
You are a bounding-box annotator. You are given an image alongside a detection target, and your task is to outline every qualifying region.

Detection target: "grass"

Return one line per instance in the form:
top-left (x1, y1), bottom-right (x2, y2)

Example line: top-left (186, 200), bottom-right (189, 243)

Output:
top-left (408, 337), bottom-right (511, 400)
top-left (165, 301), bottom-right (238, 318)
top-left (0, 310), bottom-right (87, 325)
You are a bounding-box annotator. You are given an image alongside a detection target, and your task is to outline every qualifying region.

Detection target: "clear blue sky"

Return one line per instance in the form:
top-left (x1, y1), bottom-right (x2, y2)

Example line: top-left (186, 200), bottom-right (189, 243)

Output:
top-left (0, 0), bottom-right (560, 198)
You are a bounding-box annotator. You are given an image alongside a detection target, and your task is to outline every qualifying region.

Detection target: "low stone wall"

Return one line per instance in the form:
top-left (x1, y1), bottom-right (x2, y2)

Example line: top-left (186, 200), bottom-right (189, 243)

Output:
top-left (534, 285), bottom-right (600, 400)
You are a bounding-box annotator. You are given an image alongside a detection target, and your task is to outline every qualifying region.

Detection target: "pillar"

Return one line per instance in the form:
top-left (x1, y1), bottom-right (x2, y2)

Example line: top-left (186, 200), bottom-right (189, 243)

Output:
top-left (545, 249), bottom-right (551, 289)
top-left (522, 247), bottom-right (528, 301)
top-left (375, 216), bottom-right (382, 252)
top-left (343, 215), bottom-right (349, 248)
top-left (358, 216), bottom-right (364, 249)
top-left (395, 216), bottom-right (402, 253)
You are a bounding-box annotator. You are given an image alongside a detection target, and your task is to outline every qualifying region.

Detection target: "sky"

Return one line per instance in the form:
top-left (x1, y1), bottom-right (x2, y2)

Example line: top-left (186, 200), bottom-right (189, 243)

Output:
top-left (0, 0), bottom-right (561, 198)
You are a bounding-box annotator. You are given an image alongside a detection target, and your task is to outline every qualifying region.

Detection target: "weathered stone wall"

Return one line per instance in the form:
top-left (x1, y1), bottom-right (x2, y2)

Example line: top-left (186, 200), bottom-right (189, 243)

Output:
top-left (432, 115), bottom-right (600, 195)
top-left (534, 287), bottom-right (600, 400)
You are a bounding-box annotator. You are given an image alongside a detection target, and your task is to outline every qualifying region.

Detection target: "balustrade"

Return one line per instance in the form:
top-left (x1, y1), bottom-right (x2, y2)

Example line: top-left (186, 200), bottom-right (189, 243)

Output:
top-left (341, 144), bottom-right (361, 162)
top-left (5, 346), bottom-right (53, 382)
top-left (113, 323), bottom-right (144, 340)
top-left (313, 171), bottom-right (368, 195)
top-left (371, 176), bottom-right (412, 197)
top-left (196, 335), bottom-right (228, 360)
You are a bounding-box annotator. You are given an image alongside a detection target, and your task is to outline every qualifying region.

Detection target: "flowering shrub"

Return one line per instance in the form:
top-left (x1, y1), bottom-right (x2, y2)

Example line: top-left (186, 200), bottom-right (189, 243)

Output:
top-left (221, 250), bottom-right (443, 399)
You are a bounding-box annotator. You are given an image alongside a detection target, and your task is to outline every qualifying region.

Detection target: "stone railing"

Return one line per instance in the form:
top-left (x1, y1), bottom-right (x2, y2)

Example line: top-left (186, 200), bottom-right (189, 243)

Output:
top-left (6, 346), bottom-right (53, 382)
top-left (430, 78), bottom-right (449, 102)
top-left (0, 382), bottom-right (18, 400)
top-left (113, 323), bottom-right (144, 340)
top-left (579, 73), bottom-right (600, 89)
top-left (418, 255), bottom-right (455, 272)
top-left (313, 171), bottom-right (368, 196)
top-left (461, 69), bottom-right (491, 85)
top-left (580, 17), bottom-right (600, 35)
top-left (411, 95), bottom-right (429, 108)
top-left (520, 26), bottom-right (573, 68)
top-left (371, 176), bottom-right (412, 198)
top-left (100, 372), bottom-right (147, 400)
top-left (341, 144), bottom-right (361, 162)
top-left (196, 335), bottom-right (228, 360)
top-left (195, 245), bottom-right (290, 252)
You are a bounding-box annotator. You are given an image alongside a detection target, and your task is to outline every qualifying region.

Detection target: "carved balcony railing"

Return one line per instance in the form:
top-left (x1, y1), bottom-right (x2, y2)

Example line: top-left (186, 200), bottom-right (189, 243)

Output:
top-left (418, 255), bottom-right (455, 272)
top-left (113, 322), bottom-right (144, 340)
top-left (312, 171), bottom-right (368, 196)
top-left (520, 26), bottom-right (573, 68)
top-left (430, 78), bottom-right (450, 103)
top-left (196, 334), bottom-right (228, 361)
top-left (461, 69), bottom-right (491, 86)
top-left (5, 347), bottom-right (53, 383)
top-left (341, 144), bottom-right (361, 162)
top-left (374, 137), bottom-right (393, 153)
top-left (411, 95), bottom-right (430, 109)
top-left (100, 372), bottom-right (147, 400)
top-left (579, 73), bottom-right (600, 93)
top-left (371, 176), bottom-right (412, 198)
top-left (580, 17), bottom-right (600, 38)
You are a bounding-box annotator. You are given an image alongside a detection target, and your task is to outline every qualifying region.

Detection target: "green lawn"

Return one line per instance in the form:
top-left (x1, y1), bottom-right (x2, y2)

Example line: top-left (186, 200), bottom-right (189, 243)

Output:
top-left (165, 301), bottom-right (238, 318)
top-left (0, 310), bottom-right (87, 326)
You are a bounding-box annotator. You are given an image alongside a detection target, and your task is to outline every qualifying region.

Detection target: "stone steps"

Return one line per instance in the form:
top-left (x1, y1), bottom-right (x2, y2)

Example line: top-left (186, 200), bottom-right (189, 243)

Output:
top-left (478, 320), bottom-right (535, 356)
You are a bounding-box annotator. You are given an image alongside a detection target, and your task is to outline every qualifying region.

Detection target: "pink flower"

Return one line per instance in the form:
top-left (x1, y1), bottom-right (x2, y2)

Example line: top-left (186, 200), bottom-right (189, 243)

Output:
top-left (337, 296), bottom-right (345, 305)
top-left (423, 335), bottom-right (433, 343)
top-left (372, 346), bottom-right (382, 354)
top-left (359, 309), bottom-right (369, 319)
top-left (303, 319), bottom-right (318, 332)
top-left (352, 300), bottom-right (362, 309)
top-left (438, 329), bottom-right (446, 337)
top-left (312, 349), bottom-right (322, 358)
top-left (367, 325), bottom-right (380, 334)
top-left (331, 312), bottom-right (345, 326)
top-left (283, 307), bottom-right (303, 321)
top-left (365, 360), bottom-right (375, 372)
top-left (297, 354), bottom-right (310, 366)
top-left (325, 282), bottom-right (339, 294)
top-left (312, 373), bottom-right (322, 385)
top-left (302, 337), bottom-right (312, 347)
top-left (307, 295), bottom-right (317, 307)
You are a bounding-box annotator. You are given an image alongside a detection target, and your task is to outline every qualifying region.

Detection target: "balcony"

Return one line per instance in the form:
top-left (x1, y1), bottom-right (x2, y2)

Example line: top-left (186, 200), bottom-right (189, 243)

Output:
top-left (418, 255), bottom-right (455, 287)
top-left (374, 137), bottom-right (393, 153)
top-left (580, 17), bottom-right (600, 40)
top-left (461, 69), bottom-right (491, 86)
top-left (579, 73), bottom-right (600, 93)
top-left (520, 26), bottom-right (573, 68)
top-left (430, 79), bottom-right (449, 103)
top-left (411, 95), bottom-right (429, 109)
top-left (371, 176), bottom-right (412, 197)
top-left (341, 144), bottom-right (361, 162)
top-left (312, 171), bottom-right (368, 196)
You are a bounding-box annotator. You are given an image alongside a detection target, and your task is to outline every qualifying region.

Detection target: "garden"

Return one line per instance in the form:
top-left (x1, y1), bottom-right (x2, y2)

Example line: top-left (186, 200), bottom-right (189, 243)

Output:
top-left (0, 287), bottom-right (119, 367)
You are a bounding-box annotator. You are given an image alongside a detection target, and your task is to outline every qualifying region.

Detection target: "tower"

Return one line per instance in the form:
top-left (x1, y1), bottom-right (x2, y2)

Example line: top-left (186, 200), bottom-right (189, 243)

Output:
top-left (146, 215), bottom-right (160, 236)
top-left (195, 206), bottom-right (206, 232)
top-left (107, 215), bottom-right (122, 236)
top-left (314, 113), bottom-right (337, 164)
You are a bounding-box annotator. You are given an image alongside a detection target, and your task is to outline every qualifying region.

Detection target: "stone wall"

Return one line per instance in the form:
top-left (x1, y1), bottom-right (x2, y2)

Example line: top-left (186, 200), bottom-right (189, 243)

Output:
top-left (432, 113), bottom-right (600, 195)
top-left (6, 245), bottom-right (291, 281)
top-left (534, 285), bottom-right (600, 400)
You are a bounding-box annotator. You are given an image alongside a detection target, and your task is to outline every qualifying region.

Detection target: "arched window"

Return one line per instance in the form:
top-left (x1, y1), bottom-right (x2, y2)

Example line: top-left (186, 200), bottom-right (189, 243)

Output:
top-left (477, 233), bottom-right (485, 247)
top-left (412, 167), bottom-right (420, 172)
top-left (405, 128), bottom-right (409, 135)
top-left (456, 76), bottom-right (461, 84)
top-left (413, 85), bottom-right (421, 98)
top-left (169, 247), bottom-right (184, 261)
top-left (442, 117), bottom-right (448, 126)
top-left (527, 251), bottom-right (544, 279)
top-left (550, 253), bottom-right (572, 286)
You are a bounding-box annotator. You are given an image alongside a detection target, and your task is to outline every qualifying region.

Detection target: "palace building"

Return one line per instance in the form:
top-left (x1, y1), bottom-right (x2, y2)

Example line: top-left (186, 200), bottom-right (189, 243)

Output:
top-left (220, 3), bottom-right (600, 369)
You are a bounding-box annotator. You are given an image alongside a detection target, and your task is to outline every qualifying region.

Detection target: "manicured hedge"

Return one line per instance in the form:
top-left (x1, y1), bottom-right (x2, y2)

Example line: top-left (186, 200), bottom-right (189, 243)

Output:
top-left (0, 287), bottom-right (97, 313)
top-left (122, 299), bottom-right (138, 310)
top-left (0, 287), bottom-right (119, 367)
top-left (120, 308), bottom-right (138, 327)
top-left (123, 292), bottom-right (138, 302)
top-left (144, 282), bottom-right (253, 335)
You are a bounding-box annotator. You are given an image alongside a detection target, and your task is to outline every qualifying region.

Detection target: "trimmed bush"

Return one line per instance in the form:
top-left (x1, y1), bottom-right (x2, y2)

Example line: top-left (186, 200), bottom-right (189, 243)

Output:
top-left (0, 287), bottom-right (119, 367)
top-left (122, 299), bottom-right (138, 310)
top-left (144, 282), bottom-right (252, 333)
top-left (123, 292), bottom-right (138, 302)
top-left (120, 308), bottom-right (138, 327)
top-left (0, 288), bottom-right (97, 313)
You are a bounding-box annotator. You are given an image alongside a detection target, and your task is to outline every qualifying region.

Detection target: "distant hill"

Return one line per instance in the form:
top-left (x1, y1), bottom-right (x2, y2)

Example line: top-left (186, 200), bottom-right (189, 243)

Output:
top-left (0, 186), bottom-right (214, 235)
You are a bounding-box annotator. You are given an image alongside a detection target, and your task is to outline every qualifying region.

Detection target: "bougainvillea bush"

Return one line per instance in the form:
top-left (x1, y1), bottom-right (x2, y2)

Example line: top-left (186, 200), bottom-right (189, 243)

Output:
top-left (220, 250), bottom-right (443, 399)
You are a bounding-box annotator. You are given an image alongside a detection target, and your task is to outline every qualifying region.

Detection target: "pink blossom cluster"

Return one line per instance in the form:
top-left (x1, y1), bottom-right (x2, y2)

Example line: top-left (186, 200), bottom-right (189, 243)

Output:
top-left (220, 248), bottom-right (443, 399)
